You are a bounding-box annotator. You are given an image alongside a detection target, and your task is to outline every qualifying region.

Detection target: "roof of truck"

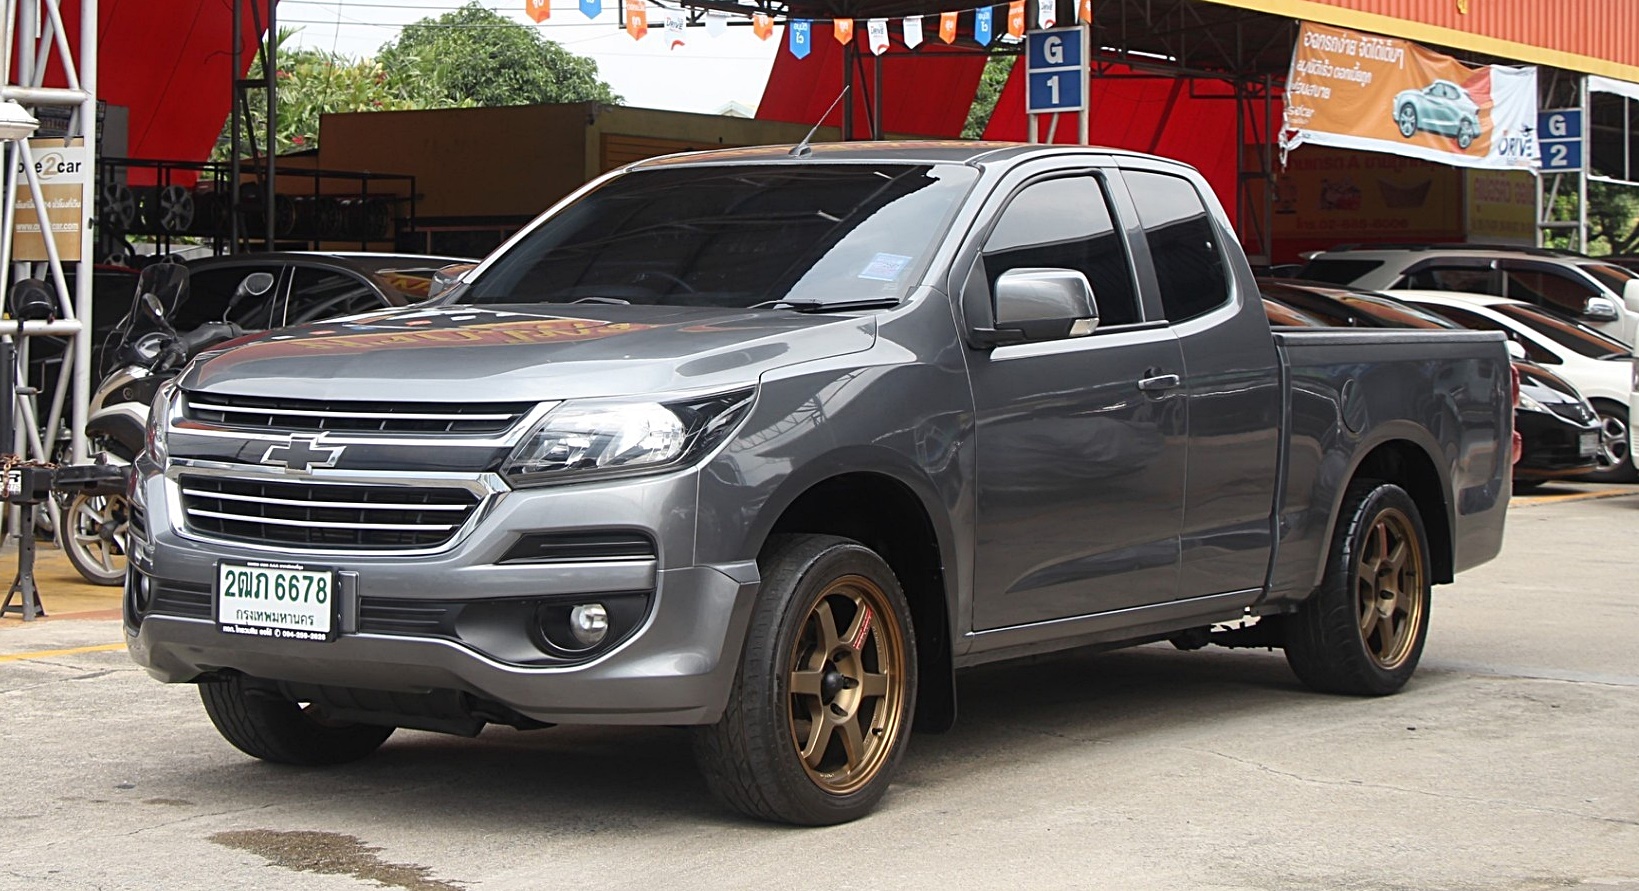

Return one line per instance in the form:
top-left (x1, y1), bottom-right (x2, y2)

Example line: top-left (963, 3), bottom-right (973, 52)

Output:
top-left (628, 141), bottom-right (1192, 170)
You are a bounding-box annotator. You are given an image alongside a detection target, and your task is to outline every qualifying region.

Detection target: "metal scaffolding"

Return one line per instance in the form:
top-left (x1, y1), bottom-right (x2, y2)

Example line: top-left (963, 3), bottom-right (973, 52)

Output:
top-left (1, 0), bottom-right (97, 479)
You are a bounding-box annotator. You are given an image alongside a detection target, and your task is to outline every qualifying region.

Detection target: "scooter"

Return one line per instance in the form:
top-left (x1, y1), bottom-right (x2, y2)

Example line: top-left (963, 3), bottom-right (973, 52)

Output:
top-left (58, 264), bottom-right (269, 585)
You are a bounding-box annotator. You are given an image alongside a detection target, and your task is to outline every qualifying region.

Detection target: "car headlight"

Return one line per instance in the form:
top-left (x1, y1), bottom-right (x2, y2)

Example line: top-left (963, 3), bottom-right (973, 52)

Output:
top-left (503, 390), bottom-right (754, 487)
top-left (145, 380), bottom-right (177, 466)
top-left (1516, 391), bottom-right (1548, 415)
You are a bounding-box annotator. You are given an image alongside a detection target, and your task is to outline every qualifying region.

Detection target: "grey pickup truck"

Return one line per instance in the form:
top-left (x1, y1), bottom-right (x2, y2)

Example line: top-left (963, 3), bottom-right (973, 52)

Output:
top-left (125, 143), bottom-right (1511, 825)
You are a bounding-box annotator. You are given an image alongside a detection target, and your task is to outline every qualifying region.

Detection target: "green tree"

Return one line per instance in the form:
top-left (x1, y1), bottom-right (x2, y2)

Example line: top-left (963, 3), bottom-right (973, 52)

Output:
top-left (1545, 180), bottom-right (1639, 255)
top-left (963, 55), bottom-right (1015, 139)
top-left (378, 2), bottom-right (621, 108)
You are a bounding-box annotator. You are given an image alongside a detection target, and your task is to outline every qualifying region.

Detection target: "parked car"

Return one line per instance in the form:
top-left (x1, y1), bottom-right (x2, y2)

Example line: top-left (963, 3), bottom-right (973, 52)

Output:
top-left (1294, 245), bottom-right (1639, 346)
top-left (1393, 80), bottom-right (1482, 148)
top-left (1258, 280), bottom-right (1600, 489)
top-left (1393, 290), bottom-right (1637, 482)
top-left (125, 143), bottom-right (1511, 825)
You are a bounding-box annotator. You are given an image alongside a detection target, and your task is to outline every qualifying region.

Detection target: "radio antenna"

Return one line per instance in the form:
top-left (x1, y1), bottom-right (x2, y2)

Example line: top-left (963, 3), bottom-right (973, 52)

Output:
top-left (790, 85), bottom-right (851, 158)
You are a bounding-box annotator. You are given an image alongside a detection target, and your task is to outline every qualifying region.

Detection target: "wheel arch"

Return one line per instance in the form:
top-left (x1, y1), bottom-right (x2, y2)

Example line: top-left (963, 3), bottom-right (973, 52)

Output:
top-left (756, 463), bottom-right (959, 733)
top-left (1331, 437), bottom-right (1454, 585)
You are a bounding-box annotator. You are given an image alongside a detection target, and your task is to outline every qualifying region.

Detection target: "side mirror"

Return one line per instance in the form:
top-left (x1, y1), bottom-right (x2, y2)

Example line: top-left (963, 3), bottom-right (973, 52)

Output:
top-left (8, 278), bottom-right (56, 322)
top-left (1504, 339), bottom-right (1527, 361)
top-left (1583, 295), bottom-right (1621, 323)
top-left (227, 271), bottom-right (276, 314)
top-left (972, 268), bottom-right (1099, 347)
top-left (141, 292), bottom-right (167, 321)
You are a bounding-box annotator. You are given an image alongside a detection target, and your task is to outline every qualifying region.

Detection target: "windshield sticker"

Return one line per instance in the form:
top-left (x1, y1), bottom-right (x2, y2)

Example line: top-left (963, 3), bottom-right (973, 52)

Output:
top-left (858, 253), bottom-right (912, 282)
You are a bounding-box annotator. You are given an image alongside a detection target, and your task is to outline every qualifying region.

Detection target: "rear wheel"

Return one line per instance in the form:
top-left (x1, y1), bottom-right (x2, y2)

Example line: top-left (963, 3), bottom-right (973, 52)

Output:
top-left (60, 492), bottom-right (128, 586)
top-left (199, 674), bottom-right (394, 766)
top-left (1580, 403), bottom-right (1637, 483)
top-left (1284, 481), bottom-right (1431, 696)
top-left (1456, 119), bottom-right (1476, 149)
top-left (693, 535), bottom-right (916, 825)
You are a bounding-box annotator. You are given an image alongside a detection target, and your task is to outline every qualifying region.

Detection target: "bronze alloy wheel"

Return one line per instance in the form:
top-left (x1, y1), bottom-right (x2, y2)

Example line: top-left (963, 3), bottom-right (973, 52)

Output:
top-left (786, 574), bottom-right (908, 796)
top-left (1355, 507), bottom-right (1426, 670)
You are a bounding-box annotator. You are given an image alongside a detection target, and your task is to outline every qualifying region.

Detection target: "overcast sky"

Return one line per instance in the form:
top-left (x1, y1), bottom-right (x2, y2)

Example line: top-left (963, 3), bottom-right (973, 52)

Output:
top-left (280, 0), bottom-right (783, 114)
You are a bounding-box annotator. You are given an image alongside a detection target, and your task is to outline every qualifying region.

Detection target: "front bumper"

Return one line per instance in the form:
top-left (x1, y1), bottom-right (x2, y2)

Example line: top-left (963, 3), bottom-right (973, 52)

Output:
top-left (125, 461), bottom-right (761, 726)
top-left (1514, 410), bottom-right (1600, 479)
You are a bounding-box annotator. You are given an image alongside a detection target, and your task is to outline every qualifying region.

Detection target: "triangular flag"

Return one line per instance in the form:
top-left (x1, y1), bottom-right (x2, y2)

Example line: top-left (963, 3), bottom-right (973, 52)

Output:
top-left (665, 11), bottom-right (685, 49)
top-left (579, 0), bottom-right (600, 19)
top-left (866, 19), bottom-right (889, 55)
top-left (526, 0), bottom-right (549, 23)
top-left (902, 15), bottom-right (924, 49)
top-left (833, 18), bottom-right (854, 44)
top-left (753, 11), bottom-right (773, 39)
top-left (1007, 1), bottom-right (1025, 38)
top-left (1037, 0), bottom-right (1055, 29)
top-left (1079, 0), bottom-right (1093, 23)
top-left (789, 19), bottom-right (812, 57)
top-left (974, 7), bottom-right (993, 45)
top-left (625, 0), bottom-right (647, 39)
top-left (705, 9), bottom-right (729, 37)
top-left (938, 11), bottom-right (957, 43)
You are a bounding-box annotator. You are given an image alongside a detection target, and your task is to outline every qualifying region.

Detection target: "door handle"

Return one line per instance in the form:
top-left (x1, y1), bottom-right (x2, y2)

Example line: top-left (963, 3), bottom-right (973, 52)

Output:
top-left (1137, 373), bottom-right (1181, 393)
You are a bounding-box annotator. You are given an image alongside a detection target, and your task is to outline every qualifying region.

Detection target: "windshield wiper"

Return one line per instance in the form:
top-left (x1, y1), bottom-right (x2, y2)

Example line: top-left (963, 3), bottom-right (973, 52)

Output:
top-left (753, 297), bottom-right (902, 313)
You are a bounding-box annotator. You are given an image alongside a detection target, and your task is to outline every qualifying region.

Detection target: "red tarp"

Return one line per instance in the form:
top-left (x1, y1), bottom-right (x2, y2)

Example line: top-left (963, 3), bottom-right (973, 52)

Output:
top-left (757, 25), bottom-right (988, 139)
top-left (49, 0), bottom-right (265, 167)
top-left (983, 59), bottom-right (1283, 227)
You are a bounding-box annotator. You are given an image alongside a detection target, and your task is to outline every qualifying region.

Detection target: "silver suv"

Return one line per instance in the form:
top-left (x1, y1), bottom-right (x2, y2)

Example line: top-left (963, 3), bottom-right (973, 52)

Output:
top-left (1296, 245), bottom-right (1639, 347)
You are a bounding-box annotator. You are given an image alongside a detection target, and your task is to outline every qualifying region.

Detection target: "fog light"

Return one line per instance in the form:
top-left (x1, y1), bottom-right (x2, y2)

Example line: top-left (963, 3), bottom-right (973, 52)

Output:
top-left (569, 603), bottom-right (609, 647)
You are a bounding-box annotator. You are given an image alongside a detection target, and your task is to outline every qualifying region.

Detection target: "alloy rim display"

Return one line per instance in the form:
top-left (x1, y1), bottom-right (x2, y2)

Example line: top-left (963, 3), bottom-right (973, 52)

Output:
top-left (1356, 507), bottom-right (1425, 670)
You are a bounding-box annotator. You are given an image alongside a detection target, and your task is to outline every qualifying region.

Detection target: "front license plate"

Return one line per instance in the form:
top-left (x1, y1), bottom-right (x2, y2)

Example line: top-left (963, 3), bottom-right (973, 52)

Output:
top-left (1579, 432), bottom-right (1599, 457)
top-left (217, 561), bottom-right (337, 642)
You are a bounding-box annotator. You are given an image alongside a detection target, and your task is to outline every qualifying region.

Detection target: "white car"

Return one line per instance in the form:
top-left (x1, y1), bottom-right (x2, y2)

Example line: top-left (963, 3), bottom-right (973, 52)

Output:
top-left (1395, 290), bottom-right (1637, 482)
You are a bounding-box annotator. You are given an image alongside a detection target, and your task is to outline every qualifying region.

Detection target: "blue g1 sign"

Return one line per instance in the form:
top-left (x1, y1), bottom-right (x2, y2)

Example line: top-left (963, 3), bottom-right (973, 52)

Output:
top-left (1026, 27), bottom-right (1084, 114)
top-left (1538, 108), bottom-right (1583, 172)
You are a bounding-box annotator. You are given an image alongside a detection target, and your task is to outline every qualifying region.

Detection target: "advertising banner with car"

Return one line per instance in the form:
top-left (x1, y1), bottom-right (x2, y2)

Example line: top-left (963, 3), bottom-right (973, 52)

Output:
top-left (1282, 22), bottom-right (1540, 171)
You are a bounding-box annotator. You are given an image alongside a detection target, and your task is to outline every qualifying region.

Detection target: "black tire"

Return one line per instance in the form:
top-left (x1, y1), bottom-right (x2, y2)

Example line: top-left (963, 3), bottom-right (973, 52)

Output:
top-left (1579, 403), bottom-right (1638, 484)
top-left (60, 492), bottom-right (128, 586)
top-left (1284, 481), bottom-right (1431, 696)
top-left (199, 674), bottom-right (394, 766)
top-left (693, 534), bottom-right (917, 825)
top-left (1511, 478), bottom-right (1545, 495)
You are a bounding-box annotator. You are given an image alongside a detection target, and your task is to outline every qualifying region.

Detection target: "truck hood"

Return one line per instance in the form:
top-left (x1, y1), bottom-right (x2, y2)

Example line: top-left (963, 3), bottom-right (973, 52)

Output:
top-left (179, 303), bottom-right (877, 402)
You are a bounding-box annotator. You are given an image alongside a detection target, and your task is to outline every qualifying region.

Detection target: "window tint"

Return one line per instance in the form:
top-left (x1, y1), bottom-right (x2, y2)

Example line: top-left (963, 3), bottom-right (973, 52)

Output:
top-left (1494, 303), bottom-right (1630, 359)
top-left (981, 175), bottom-right (1140, 327)
top-left (284, 268), bottom-right (391, 326)
top-left (1293, 258), bottom-right (1384, 285)
top-left (1397, 265), bottom-right (1502, 295)
top-left (1125, 170), bottom-right (1229, 322)
top-left (1424, 303), bottom-right (1558, 364)
top-left (1502, 266), bottom-right (1599, 315)
top-left (1580, 262), bottom-right (1636, 292)
top-left (173, 267), bottom-right (279, 331)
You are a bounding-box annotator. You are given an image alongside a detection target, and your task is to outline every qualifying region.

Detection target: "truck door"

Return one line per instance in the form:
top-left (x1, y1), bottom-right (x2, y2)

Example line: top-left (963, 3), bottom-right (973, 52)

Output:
top-left (1116, 166), bottom-right (1282, 598)
top-left (963, 169), bottom-right (1187, 630)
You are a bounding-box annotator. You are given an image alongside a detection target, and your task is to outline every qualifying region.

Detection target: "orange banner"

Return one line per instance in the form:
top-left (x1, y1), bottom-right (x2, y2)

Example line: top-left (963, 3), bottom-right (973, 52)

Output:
top-left (1006, 1), bottom-right (1025, 38)
top-left (624, 0), bottom-right (647, 39)
top-left (525, 0), bottom-right (549, 23)
top-left (939, 11), bottom-right (958, 43)
top-left (833, 18), bottom-right (853, 44)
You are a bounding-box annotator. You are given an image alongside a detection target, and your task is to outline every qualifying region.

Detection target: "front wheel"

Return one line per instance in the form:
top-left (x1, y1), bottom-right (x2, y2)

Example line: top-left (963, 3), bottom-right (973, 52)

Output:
top-left (199, 674), bottom-right (395, 765)
top-left (60, 492), bottom-right (129, 586)
top-left (1580, 403), bottom-right (1638, 483)
top-left (693, 535), bottom-right (917, 825)
top-left (1396, 104), bottom-right (1420, 138)
top-left (1284, 481), bottom-right (1431, 696)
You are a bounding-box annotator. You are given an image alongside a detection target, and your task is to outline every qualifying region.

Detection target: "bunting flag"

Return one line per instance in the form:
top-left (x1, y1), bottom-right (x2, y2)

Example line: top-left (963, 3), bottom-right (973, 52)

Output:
top-left (705, 9), bottom-right (729, 37)
top-left (1037, 0), bottom-right (1055, 29)
top-left (867, 18), bottom-right (890, 55)
top-left (579, 0), bottom-right (600, 19)
top-left (1078, 0), bottom-right (1093, 23)
top-left (789, 19), bottom-right (812, 57)
top-left (753, 11), bottom-right (773, 39)
top-left (526, 0), bottom-right (549, 23)
top-left (1006, 1), bottom-right (1025, 38)
top-left (624, 0), bottom-right (647, 39)
top-left (902, 15), bottom-right (924, 49)
top-left (665, 11), bottom-right (686, 49)
top-left (939, 10), bottom-right (958, 43)
top-left (833, 17), bottom-right (854, 44)
top-left (973, 7), bottom-right (992, 45)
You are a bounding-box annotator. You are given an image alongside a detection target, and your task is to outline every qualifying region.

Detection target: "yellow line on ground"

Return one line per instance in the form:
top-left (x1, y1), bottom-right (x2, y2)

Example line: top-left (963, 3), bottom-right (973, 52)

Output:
top-left (1514, 488), bottom-right (1635, 507)
top-left (0, 642), bottom-right (125, 663)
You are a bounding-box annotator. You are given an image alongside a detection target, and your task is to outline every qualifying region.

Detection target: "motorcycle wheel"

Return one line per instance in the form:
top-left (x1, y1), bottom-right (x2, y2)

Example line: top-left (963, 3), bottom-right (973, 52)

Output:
top-left (61, 491), bottom-right (130, 586)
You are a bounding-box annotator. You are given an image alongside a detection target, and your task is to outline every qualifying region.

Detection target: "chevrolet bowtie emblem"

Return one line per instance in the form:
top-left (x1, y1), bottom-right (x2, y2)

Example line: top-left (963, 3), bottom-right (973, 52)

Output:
top-left (261, 433), bottom-right (346, 472)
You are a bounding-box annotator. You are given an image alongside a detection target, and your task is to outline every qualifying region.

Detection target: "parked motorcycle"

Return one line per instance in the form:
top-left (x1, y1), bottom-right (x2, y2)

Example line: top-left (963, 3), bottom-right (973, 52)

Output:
top-left (60, 264), bottom-right (267, 585)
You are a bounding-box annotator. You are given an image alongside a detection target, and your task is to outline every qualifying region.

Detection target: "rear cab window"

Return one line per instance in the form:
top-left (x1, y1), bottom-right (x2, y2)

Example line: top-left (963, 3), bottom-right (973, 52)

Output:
top-left (1123, 169), bottom-right (1230, 323)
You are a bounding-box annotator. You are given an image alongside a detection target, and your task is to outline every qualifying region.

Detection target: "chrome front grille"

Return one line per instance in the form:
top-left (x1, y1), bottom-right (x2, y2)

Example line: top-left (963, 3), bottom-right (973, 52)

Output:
top-left (183, 392), bottom-right (533, 435)
top-left (179, 475), bottom-right (481, 550)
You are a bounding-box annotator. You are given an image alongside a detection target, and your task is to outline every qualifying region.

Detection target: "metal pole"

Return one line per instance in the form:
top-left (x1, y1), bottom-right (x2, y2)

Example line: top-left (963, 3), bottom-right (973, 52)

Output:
top-left (230, 0), bottom-right (241, 252)
top-left (1578, 75), bottom-right (1589, 252)
top-left (1028, 113), bottom-right (1037, 144)
top-left (264, 0), bottom-right (277, 248)
top-left (70, 0), bottom-right (94, 463)
top-left (841, 38), bottom-right (854, 140)
top-left (1533, 170), bottom-right (1544, 247)
top-left (1078, 22), bottom-right (1089, 145)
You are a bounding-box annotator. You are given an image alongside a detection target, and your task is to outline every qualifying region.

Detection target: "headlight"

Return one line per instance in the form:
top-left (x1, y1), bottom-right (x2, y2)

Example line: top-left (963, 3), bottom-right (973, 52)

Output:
top-left (503, 390), bottom-right (753, 487)
top-left (1516, 391), bottom-right (1548, 415)
top-left (144, 380), bottom-right (177, 466)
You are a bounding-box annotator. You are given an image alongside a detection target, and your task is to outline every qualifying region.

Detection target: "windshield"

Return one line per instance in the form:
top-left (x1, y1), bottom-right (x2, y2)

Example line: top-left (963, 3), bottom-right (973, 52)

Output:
top-left (1493, 303), bottom-right (1632, 359)
top-left (1580, 262), bottom-right (1637, 293)
top-left (458, 163), bottom-right (977, 309)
